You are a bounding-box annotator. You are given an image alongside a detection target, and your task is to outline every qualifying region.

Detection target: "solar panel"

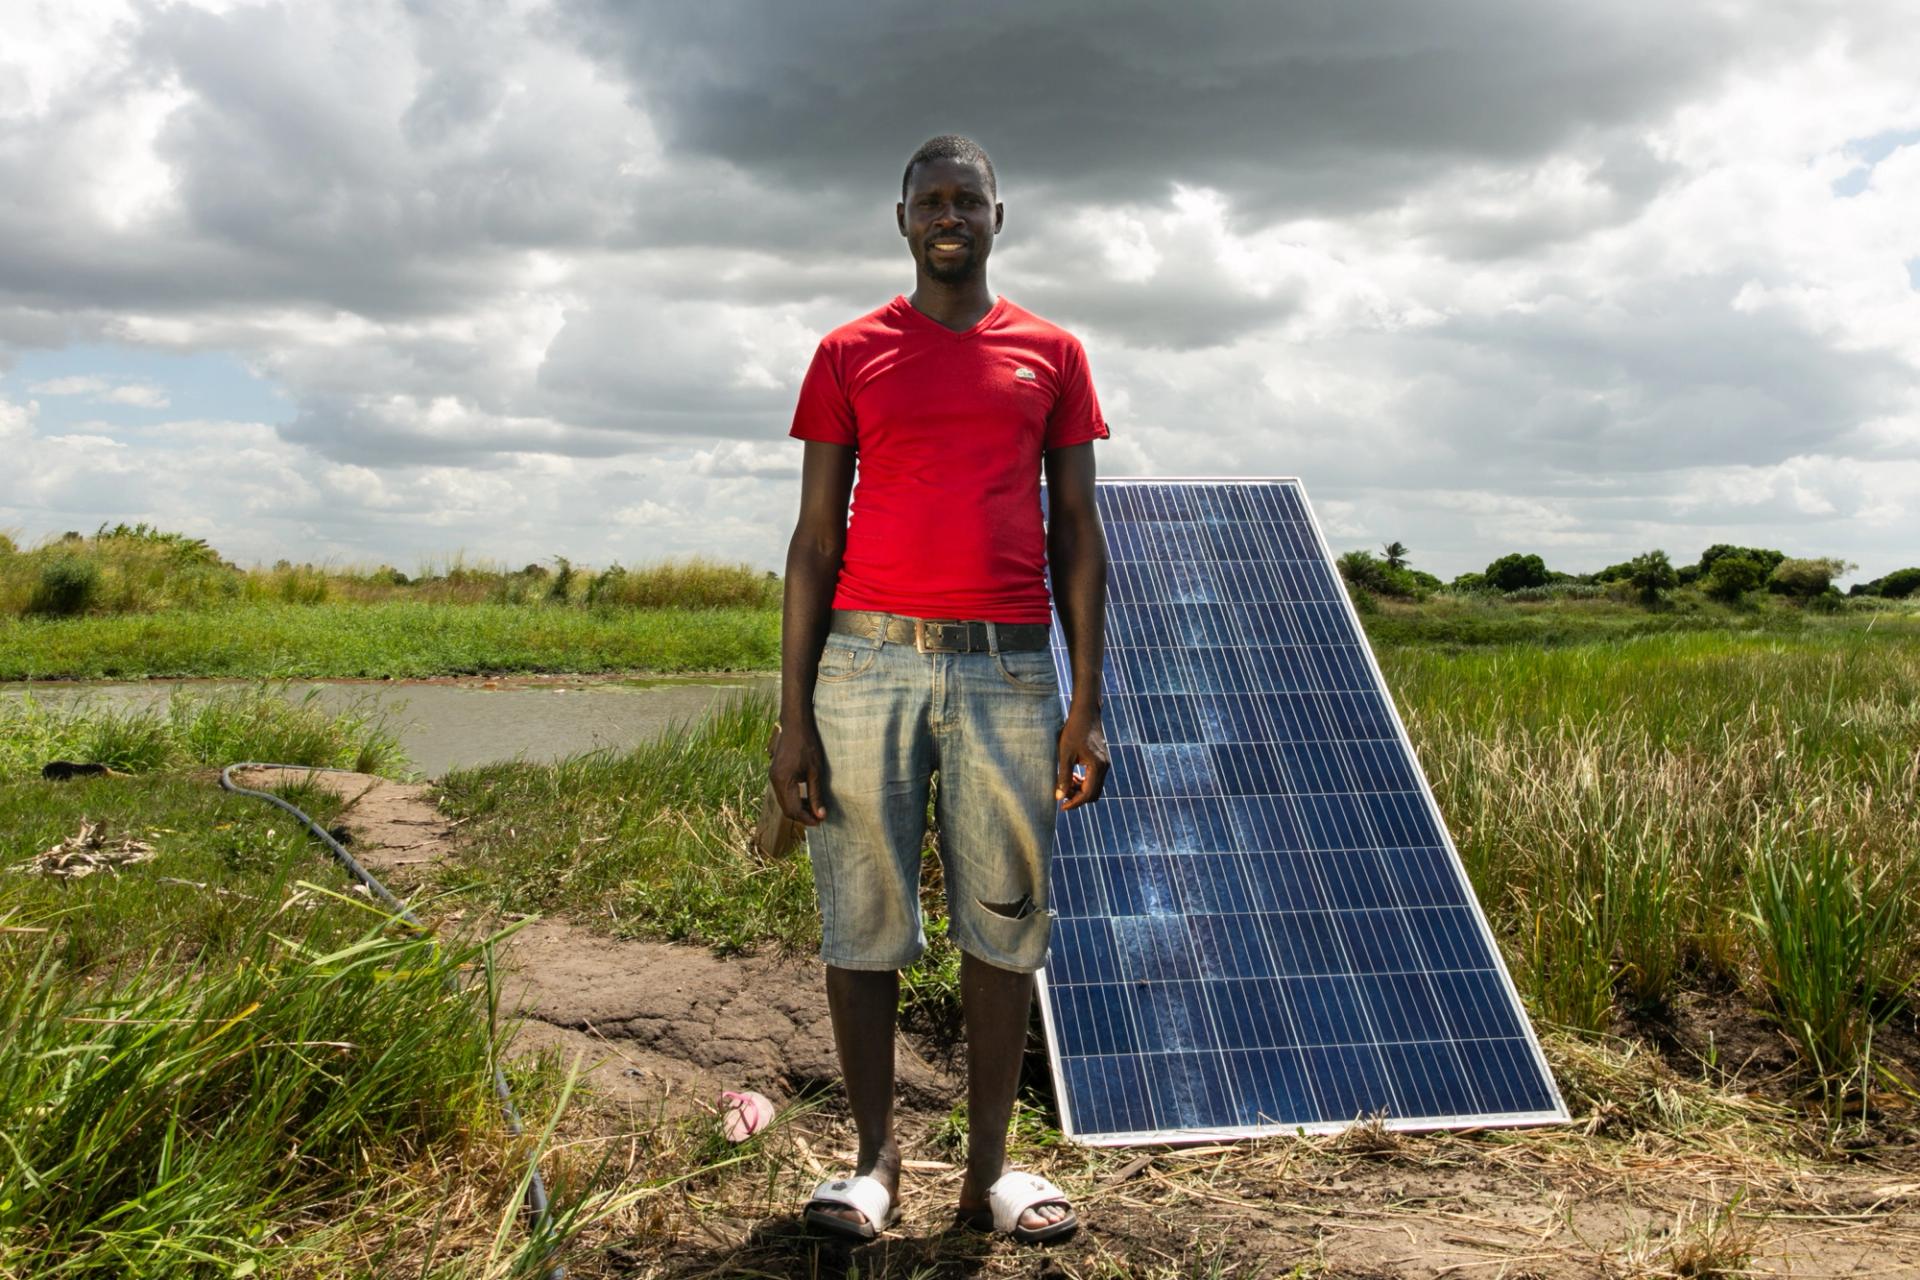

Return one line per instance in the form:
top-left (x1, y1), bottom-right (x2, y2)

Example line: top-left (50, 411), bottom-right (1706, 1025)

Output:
top-left (1036, 478), bottom-right (1566, 1144)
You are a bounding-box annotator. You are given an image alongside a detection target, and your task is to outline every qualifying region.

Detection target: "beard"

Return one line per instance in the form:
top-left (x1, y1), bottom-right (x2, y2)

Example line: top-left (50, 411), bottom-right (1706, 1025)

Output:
top-left (924, 243), bottom-right (982, 284)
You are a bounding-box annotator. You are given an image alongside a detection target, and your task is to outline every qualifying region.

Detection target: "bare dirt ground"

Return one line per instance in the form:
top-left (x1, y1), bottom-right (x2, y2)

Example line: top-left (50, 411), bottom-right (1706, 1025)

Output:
top-left (266, 768), bottom-right (1920, 1279)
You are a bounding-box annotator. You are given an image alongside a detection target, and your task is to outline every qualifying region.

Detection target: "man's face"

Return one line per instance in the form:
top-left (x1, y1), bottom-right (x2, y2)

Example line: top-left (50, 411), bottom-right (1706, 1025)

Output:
top-left (897, 157), bottom-right (1002, 285)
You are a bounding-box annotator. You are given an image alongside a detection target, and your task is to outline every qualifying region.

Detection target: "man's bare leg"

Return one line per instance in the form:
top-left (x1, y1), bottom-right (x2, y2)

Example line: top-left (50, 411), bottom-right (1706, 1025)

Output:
top-left (954, 952), bottom-right (1070, 1232)
top-left (815, 965), bottom-right (902, 1230)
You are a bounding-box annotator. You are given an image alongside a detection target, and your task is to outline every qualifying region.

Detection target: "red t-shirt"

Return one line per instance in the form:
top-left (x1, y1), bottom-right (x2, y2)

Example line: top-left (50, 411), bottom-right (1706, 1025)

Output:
top-left (789, 295), bottom-right (1109, 624)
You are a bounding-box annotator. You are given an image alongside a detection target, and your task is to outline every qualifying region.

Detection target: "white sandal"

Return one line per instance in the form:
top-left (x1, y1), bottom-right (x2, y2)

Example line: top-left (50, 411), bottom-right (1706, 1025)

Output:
top-left (803, 1173), bottom-right (898, 1242)
top-left (961, 1170), bottom-right (1078, 1244)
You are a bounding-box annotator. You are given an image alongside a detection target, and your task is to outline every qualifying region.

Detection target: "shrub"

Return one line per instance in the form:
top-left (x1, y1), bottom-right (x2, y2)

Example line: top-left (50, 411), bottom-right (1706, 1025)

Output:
top-left (1448, 571), bottom-right (1489, 593)
top-left (1336, 549), bottom-right (1428, 600)
top-left (1697, 543), bottom-right (1785, 577)
top-left (0, 531), bottom-right (16, 556)
top-left (92, 521), bottom-right (226, 568)
top-left (1484, 553), bottom-right (1550, 592)
top-left (1593, 558), bottom-right (1646, 585)
top-left (1744, 835), bottom-right (1916, 1094)
top-left (1874, 567), bottom-right (1920, 599)
top-left (1703, 554), bottom-right (1767, 603)
top-left (29, 553), bottom-right (102, 615)
top-left (1768, 557), bottom-right (1853, 599)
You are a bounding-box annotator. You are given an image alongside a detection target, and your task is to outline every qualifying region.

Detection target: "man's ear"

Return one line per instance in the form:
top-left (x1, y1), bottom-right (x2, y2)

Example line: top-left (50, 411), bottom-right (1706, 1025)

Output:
top-left (994, 202), bottom-right (1004, 234)
top-left (896, 201), bottom-right (907, 236)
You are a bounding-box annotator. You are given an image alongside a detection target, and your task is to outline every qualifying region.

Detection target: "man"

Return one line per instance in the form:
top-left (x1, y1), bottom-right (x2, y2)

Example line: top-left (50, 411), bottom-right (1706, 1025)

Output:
top-left (771, 134), bottom-right (1110, 1244)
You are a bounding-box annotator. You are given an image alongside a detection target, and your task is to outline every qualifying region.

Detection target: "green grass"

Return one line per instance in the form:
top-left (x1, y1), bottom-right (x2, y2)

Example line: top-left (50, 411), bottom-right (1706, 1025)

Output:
top-left (0, 681), bottom-right (407, 780)
top-left (0, 527), bottom-right (777, 617)
top-left (435, 626), bottom-right (1920, 1102)
top-left (0, 692), bottom-right (595, 1277)
top-left (0, 601), bottom-right (779, 679)
top-left (433, 692), bottom-right (811, 956)
top-left (1360, 591), bottom-right (1912, 649)
top-left (4, 569), bottom-right (1909, 681)
top-left (1389, 628), bottom-right (1920, 1090)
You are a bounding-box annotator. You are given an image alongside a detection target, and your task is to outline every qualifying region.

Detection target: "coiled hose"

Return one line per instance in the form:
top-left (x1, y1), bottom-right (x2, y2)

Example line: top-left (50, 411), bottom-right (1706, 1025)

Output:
top-left (219, 763), bottom-right (564, 1279)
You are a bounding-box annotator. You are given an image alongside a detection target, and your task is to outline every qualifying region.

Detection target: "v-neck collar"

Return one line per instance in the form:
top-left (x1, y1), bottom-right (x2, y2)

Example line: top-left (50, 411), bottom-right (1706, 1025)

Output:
top-left (894, 293), bottom-right (1007, 340)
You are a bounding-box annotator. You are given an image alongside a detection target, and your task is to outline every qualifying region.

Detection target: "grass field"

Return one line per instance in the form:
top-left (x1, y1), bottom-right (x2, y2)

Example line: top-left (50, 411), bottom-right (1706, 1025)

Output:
top-left (5, 593), bottom-right (1912, 683)
top-left (0, 601), bottom-right (780, 679)
top-left (436, 623), bottom-right (1920, 1104)
top-left (5, 618), bottom-right (1918, 1274)
top-left (0, 689), bottom-right (617, 1277)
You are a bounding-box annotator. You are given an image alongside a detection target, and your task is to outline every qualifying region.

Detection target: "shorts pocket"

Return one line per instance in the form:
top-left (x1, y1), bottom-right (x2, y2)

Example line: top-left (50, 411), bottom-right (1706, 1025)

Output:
top-left (816, 637), bottom-right (878, 683)
top-left (992, 647), bottom-right (1059, 695)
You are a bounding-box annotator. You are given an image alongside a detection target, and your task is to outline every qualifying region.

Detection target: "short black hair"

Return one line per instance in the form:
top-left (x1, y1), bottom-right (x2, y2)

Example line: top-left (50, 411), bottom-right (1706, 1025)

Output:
top-left (902, 135), bottom-right (997, 200)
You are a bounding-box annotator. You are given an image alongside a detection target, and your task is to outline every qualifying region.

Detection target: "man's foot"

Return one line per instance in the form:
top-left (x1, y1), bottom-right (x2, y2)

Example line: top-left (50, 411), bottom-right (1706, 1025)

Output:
top-left (805, 1145), bottom-right (901, 1237)
top-left (956, 1167), bottom-right (1076, 1241)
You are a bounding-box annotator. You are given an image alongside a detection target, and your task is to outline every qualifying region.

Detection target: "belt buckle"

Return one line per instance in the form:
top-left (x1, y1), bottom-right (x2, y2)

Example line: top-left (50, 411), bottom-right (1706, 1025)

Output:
top-left (913, 618), bottom-right (969, 653)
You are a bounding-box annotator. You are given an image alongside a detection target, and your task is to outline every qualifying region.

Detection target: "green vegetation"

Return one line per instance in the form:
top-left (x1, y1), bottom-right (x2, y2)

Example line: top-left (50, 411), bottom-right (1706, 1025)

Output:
top-left (6, 607), bottom-right (1919, 1271)
top-left (0, 683), bottom-right (405, 779)
top-left (1391, 628), bottom-right (1920, 1098)
top-left (1854, 565), bottom-right (1920, 599)
top-left (432, 692), bottom-right (979, 1036)
top-left (0, 690), bottom-right (594, 1276)
top-left (0, 601), bottom-right (778, 679)
top-left (0, 524), bottom-right (775, 617)
top-left (435, 693), bottom-right (815, 957)
top-left (431, 624), bottom-right (1920, 1110)
top-left (1482, 552), bottom-right (1551, 593)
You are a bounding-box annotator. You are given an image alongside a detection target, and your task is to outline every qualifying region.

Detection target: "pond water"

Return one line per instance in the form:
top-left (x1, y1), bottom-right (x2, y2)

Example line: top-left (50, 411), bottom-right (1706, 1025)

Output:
top-left (0, 674), bottom-right (781, 779)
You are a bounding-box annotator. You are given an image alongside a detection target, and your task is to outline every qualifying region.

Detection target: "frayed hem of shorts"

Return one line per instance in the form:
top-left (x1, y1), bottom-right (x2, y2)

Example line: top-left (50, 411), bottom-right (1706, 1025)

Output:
top-left (948, 938), bottom-right (1047, 976)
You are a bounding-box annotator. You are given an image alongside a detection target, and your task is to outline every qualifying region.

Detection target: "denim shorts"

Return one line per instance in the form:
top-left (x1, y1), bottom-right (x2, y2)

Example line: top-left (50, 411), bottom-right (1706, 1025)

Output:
top-left (806, 620), bottom-right (1066, 974)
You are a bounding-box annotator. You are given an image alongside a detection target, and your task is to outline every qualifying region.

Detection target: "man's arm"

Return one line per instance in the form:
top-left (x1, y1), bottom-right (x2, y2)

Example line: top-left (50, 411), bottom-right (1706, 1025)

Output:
top-left (1043, 442), bottom-right (1109, 809)
top-left (771, 440), bottom-right (856, 825)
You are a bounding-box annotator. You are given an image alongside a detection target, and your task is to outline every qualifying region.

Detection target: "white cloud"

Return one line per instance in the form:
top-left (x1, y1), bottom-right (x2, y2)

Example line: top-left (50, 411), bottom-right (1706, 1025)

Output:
top-left (1, 0), bottom-right (1917, 581)
top-left (27, 374), bottom-right (170, 407)
top-left (28, 376), bottom-right (108, 396)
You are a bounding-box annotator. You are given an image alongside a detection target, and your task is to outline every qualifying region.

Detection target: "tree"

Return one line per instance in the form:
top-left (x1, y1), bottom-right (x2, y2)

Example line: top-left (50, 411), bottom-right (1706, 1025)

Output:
top-left (1592, 558), bottom-right (1636, 584)
top-left (1879, 567), bottom-right (1920, 599)
top-left (1702, 554), bottom-right (1766, 603)
top-left (1381, 541), bottom-right (1409, 570)
top-left (1697, 543), bottom-right (1785, 577)
top-left (1626, 550), bottom-right (1678, 604)
top-left (1483, 553), bottom-right (1550, 592)
top-left (1768, 557), bottom-right (1854, 599)
top-left (1337, 549), bottom-right (1428, 600)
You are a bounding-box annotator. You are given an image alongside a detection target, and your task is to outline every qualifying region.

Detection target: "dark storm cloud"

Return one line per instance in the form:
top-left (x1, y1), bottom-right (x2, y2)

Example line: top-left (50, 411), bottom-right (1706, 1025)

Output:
top-left (562, 0), bottom-right (1765, 219)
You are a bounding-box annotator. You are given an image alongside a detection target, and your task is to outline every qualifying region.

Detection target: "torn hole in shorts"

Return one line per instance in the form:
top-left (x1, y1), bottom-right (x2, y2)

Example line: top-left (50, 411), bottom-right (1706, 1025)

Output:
top-left (978, 893), bottom-right (1040, 920)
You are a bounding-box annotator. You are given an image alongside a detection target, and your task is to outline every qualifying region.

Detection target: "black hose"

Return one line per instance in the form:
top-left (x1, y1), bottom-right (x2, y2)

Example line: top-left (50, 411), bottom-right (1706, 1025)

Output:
top-left (219, 763), bottom-right (565, 1280)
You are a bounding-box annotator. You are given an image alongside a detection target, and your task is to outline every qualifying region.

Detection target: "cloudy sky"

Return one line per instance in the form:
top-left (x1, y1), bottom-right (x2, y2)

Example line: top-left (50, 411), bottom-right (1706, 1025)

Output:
top-left (2, 0), bottom-right (1916, 581)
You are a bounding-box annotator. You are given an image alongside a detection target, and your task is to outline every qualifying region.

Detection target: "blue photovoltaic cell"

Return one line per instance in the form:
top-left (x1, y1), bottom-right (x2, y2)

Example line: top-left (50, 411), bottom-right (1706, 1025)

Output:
top-left (1037, 479), bottom-right (1565, 1143)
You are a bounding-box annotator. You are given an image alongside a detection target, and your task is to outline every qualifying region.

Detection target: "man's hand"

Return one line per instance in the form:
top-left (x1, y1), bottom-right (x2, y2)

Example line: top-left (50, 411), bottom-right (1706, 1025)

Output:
top-left (1054, 707), bottom-right (1109, 810)
top-left (770, 718), bottom-right (829, 825)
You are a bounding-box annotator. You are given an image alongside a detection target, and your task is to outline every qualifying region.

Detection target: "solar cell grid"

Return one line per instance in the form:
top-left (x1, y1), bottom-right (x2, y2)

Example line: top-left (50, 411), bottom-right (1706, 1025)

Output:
top-left (1036, 478), bottom-right (1566, 1143)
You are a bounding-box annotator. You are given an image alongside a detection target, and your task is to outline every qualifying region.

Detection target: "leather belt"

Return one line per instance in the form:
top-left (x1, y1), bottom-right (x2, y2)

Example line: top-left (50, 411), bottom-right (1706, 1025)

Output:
top-left (828, 608), bottom-right (1051, 653)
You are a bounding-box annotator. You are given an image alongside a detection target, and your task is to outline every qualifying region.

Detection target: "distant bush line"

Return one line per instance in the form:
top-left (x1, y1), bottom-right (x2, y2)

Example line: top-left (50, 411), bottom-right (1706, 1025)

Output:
top-left (1339, 537), bottom-right (1916, 613)
top-left (0, 523), bottom-right (778, 617)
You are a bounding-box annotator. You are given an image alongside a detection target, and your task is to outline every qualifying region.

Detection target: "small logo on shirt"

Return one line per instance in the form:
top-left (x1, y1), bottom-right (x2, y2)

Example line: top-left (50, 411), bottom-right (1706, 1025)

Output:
top-left (1014, 366), bottom-right (1038, 381)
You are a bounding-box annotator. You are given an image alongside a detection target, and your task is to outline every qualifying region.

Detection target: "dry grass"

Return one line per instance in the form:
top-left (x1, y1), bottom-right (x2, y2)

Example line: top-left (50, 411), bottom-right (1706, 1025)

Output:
top-left (497, 1022), bottom-right (1918, 1278)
